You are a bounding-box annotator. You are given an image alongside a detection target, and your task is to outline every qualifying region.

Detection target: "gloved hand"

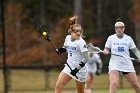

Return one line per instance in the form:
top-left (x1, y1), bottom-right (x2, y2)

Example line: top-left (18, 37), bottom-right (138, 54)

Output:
top-left (70, 68), bottom-right (79, 76)
top-left (56, 48), bottom-right (66, 54)
top-left (96, 69), bottom-right (101, 76)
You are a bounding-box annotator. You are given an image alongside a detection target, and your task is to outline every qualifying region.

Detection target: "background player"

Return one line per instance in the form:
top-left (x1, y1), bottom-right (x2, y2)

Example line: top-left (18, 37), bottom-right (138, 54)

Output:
top-left (84, 51), bottom-right (103, 93)
top-left (103, 18), bottom-right (140, 93)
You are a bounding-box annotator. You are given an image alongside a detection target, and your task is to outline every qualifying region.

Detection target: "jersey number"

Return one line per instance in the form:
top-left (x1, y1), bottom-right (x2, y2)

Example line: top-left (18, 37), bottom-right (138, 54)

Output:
top-left (118, 47), bottom-right (124, 52)
top-left (69, 51), bottom-right (72, 57)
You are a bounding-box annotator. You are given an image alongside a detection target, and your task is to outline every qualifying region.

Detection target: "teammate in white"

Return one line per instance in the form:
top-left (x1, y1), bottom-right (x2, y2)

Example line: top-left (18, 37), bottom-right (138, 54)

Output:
top-left (55, 16), bottom-right (89, 93)
top-left (103, 18), bottom-right (140, 93)
top-left (84, 52), bottom-right (103, 93)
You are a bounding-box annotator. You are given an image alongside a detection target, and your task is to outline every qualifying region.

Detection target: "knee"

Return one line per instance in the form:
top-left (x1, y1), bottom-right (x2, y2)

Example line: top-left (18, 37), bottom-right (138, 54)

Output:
top-left (110, 82), bottom-right (118, 89)
top-left (55, 84), bottom-right (63, 93)
top-left (131, 82), bottom-right (140, 89)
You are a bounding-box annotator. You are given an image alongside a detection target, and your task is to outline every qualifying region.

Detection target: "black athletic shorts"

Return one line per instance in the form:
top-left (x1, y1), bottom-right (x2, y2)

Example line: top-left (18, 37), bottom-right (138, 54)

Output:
top-left (119, 71), bottom-right (130, 75)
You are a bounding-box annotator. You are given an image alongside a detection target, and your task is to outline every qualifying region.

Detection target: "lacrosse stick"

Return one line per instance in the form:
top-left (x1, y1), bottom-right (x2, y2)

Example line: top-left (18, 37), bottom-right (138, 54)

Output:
top-left (38, 25), bottom-right (78, 79)
top-left (87, 43), bottom-right (138, 61)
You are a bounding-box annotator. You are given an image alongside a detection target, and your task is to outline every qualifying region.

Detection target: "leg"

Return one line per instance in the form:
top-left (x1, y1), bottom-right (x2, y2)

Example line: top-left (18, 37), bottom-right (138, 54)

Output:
top-left (55, 72), bottom-right (72, 93)
top-left (109, 70), bottom-right (120, 93)
top-left (76, 80), bottom-right (85, 93)
top-left (124, 72), bottom-right (140, 93)
top-left (85, 73), bottom-right (93, 93)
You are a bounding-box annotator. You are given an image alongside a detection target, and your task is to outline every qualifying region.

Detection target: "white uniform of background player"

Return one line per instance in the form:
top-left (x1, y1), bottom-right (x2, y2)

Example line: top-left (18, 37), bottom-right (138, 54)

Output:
top-left (105, 34), bottom-right (136, 73)
top-left (62, 35), bottom-right (88, 82)
top-left (84, 52), bottom-right (102, 93)
top-left (86, 53), bottom-right (102, 74)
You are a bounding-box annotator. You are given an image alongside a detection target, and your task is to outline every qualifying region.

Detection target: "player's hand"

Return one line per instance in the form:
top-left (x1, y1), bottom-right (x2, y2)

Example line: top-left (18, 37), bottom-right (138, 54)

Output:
top-left (56, 48), bottom-right (66, 54)
top-left (70, 68), bottom-right (79, 76)
top-left (103, 49), bottom-right (109, 55)
top-left (96, 69), bottom-right (101, 76)
top-left (96, 71), bottom-right (100, 76)
top-left (137, 59), bottom-right (140, 63)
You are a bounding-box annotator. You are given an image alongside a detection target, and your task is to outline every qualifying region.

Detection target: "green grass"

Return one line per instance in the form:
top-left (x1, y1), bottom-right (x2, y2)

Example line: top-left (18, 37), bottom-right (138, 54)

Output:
top-left (9, 88), bottom-right (135, 93)
top-left (0, 70), bottom-right (139, 93)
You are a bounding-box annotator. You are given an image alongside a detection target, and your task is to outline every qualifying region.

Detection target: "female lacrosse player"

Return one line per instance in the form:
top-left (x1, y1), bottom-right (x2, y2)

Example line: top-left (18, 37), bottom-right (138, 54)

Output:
top-left (55, 17), bottom-right (89, 93)
top-left (84, 52), bottom-right (103, 93)
top-left (103, 18), bottom-right (140, 93)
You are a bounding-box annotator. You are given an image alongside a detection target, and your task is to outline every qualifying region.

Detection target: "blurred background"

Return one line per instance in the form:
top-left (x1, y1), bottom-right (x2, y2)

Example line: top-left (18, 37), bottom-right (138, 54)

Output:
top-left (0, 0), bottom-right (140, 93)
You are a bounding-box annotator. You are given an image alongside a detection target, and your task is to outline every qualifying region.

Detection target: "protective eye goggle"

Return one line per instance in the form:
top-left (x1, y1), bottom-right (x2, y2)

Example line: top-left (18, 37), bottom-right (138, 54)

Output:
top-left (73, 29), bottom-right (81, 33)
top-left (72, 27), bottom-right (82, 33)
top-left (115, 26), bottom-right (125, 30)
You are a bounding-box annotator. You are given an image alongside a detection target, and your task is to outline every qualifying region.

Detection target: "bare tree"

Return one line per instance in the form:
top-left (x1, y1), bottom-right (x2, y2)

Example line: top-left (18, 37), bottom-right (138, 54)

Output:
top-left (97, 0), bottom-right (102, 35)
top-left (130, 0), bottom-right (140, 49)
top-left (74, 0), bottom-right (82, 24)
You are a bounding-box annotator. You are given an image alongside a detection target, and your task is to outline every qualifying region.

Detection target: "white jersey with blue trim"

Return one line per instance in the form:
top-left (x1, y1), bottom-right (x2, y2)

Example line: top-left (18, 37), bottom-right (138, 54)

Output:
top-left (64, 35), bottom-right (88, 72)
top-left (105, 34), bottom-right (136, 72)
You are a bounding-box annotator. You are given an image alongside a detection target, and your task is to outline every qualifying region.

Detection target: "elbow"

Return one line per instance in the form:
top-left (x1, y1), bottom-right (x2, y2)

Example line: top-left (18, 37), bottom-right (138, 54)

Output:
top-left (85, 55), bottom-right (89, 63)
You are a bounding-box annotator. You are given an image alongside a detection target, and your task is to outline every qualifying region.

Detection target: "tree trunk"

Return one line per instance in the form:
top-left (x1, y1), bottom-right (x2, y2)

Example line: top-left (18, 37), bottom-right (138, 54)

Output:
top-left (97, 0), bottom-right (102, 34)
top-left (74, 0), bottom-right (82, 24)
top-left (16, 14), bottom-right (21, 53)
top-left (135, 22), bottom-right (140, 49)
top-left (40, 0), bottom-right (45, 25)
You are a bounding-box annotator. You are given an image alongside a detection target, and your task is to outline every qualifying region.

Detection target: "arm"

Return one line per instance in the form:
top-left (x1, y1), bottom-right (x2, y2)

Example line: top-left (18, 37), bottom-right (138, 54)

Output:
top-left (131, 48), bottom-right (140, 62)
top-left (70, 51), bottom-right (89, 76)
top-left (103, 36), bottom-right (111, 55)
top-left (76, 51), bottom-right (89, 69)
top-left (103, 47), bottom-right (111, 55)
top-left (56, 47), bottom-right (66, 54)
top-left (56, 35), bottom-right (68, 54)
top-left (96, 55), bottom-right (103, 75)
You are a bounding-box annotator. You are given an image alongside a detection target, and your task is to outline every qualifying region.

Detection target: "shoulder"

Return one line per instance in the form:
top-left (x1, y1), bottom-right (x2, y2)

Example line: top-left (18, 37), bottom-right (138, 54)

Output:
top-left (65, 35), bottom-right (71, 40)
top-left (109, 34), bottom-right (116, 38)
top-left (76, 37), bottom-right (86, 44)
top-left (106, 34), bottom-right (115, 41)
top-left (124, 34), bottom-right (133, 40)
top-left (65, 35), bottom-right (71, 39)
top-left (124, 34), bottom-right (132, 38)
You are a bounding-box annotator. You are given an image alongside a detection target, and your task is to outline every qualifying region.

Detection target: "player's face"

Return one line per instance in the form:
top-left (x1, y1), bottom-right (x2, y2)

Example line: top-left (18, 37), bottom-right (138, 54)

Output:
top-left (71, 29), bottom-right (81, 39)
top-left (115, 26), bottom-right (125, 36)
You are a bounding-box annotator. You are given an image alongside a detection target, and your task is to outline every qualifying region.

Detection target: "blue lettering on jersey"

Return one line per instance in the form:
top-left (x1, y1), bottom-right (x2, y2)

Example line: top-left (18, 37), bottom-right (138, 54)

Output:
top-left (69, 51), bottom-right (72, 57)
top-left (118, 46), bottom-right (124, 52)
top-left (84, 45), bottom-right (87, 48)
top-left (65, 45), bottom-right (76, 50)
top-left (114, 43), bottom-right (127, 46)
top-left (113, 43), bottom-right (126, 52)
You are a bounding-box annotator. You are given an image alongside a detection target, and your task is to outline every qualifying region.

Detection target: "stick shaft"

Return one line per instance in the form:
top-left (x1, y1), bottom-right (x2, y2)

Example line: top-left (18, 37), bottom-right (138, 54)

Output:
top-left (89, 44), bottom-right (138, 61)
top-left (99, 50), bottom-right (138, 61)
top-left (50, 41), bottom-right (78, 79)
top-left (39, 25), bottom-right (78, 79)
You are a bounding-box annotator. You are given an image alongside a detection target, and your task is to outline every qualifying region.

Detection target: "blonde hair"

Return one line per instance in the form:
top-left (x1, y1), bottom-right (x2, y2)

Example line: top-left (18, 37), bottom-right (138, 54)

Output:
top-left (68, 23), bottom-right (85, 38)
top-left (68, 16), bottom-right (85, 38)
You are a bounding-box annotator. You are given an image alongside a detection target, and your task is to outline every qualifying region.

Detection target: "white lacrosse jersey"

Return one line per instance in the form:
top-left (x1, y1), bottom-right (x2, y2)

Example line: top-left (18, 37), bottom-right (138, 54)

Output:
top-left (64, 35), bottom-right (88, 72)
top-left (105, 34), bottom-right (136, 72)
top-left (86, 53), bottom-right (102, 73)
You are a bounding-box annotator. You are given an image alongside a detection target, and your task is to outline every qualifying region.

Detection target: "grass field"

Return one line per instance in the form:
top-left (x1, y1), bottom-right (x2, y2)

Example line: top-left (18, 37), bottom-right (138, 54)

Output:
top-left (0, 69), bottom-right (139, 93)
top-left (9, 88), bottom-right (135, 93)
